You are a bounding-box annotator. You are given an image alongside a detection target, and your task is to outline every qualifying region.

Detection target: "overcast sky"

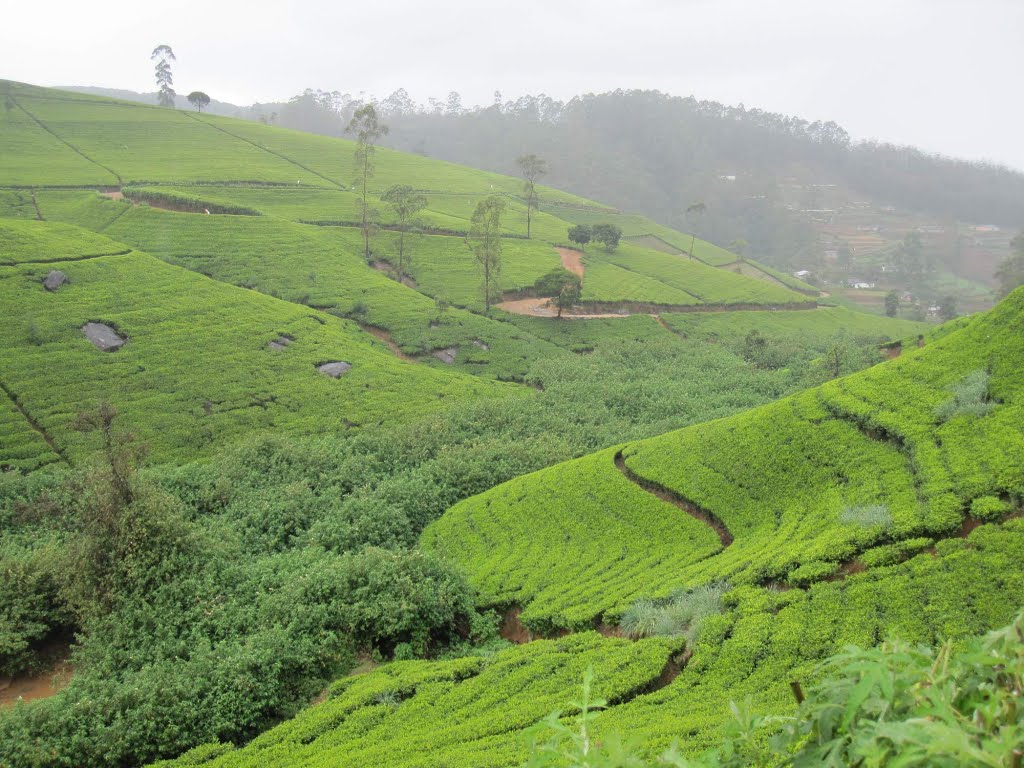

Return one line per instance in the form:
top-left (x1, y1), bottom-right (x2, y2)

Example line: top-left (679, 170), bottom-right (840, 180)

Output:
top-left (3, 0), bottom-right (1022, 170)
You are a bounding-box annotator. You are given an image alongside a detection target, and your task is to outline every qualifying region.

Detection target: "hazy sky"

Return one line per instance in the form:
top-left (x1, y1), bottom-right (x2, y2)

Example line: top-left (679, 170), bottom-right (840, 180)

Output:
top-left (3, 0), bottom-right (1022, 170)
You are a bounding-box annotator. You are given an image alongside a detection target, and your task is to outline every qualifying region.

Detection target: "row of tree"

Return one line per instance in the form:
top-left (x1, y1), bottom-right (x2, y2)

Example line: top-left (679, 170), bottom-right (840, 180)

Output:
top-left (249, 87), bottom-right (1023, 277)
top-left (343, 105), bottom-right (533, 314)
top-left (567, 223), bottom-right (621, 250)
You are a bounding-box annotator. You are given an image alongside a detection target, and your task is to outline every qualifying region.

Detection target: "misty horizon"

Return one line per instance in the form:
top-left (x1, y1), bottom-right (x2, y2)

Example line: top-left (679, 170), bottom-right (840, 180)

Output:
top-left (3, 0), bottom-right (1022, 172)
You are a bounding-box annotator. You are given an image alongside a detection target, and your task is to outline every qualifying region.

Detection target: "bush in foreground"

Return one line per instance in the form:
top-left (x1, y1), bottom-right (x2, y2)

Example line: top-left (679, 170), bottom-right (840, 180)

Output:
top-left (529, 608), bottom-right (1024, 767)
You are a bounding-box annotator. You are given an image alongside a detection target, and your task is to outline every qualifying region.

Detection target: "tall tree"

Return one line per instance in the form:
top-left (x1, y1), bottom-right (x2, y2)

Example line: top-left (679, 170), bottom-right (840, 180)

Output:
top-left (469, 196), bottom-right (506, 313)
top-left (150, 45), bottom-right (176, 108)
top-left (729, 237), bottom-right (749, 262)
top-left (885, 290), bottom-right (900, 318)
top-left (381, 185), bottom-right (428, 282)
top-left (686, 202), bottom-right (707, 259)
top-left (346, 104), bottom-right (389, 261)
top-left (186, 91), bottom-right (210, 112)
top-left (516, 154), bottom-right (547, 238)
top-left (555, 279), bottom-right (581, 319)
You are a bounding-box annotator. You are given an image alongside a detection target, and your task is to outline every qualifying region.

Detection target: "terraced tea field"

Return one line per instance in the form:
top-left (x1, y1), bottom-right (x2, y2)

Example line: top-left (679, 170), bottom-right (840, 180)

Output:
top-left (2, 79), bottom-right (1013, 768)
top-left (163, 515), bottom-right (1024, 767)
top-left (428, 288), bottom-right (1024, 629)
top-left (0, 220), bottom-right (512, 465)
top-left (193, 290), bottom-right (1024, 768)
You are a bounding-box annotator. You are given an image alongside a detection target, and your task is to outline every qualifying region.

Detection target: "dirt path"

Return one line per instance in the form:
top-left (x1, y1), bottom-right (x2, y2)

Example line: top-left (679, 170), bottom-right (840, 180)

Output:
top-left (654, 315), bottom-right (674, 333)
top-left (495, 297), bottom-right (629, 319)
top-left (100, 190), bottom-right (124, 201)
top-left (360, 324), bottom-right (415, 361)
top-left (0, 659), bottom-right (72, 708)
top-left (614, 450), bottom-right (734, 547)
top-left (555, 247), bottom-right (585, 278)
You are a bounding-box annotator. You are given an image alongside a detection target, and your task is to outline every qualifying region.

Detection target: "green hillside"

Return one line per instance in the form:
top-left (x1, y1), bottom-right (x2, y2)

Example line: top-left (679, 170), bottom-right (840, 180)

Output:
top-left (1, 77), bottom-right (1004, 768)
top-left (0, 80), bottom-right (813, 309)
top-left (427, 287), bottom-right (1024, 626)
top-left (0, 219), bottom-right (512, 466)
top-left (153, 519), bottom-right (1024, 767)
top-left (178, 288), bottom-right (1024, 767)
top-left (0, 78), bottom-right (838, 460)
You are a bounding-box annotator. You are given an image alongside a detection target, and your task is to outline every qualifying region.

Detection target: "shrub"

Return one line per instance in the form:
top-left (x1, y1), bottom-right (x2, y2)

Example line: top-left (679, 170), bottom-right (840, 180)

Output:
top-left (392, 643), bottom-right (416, 661)
top-left (923, 492), bottom-right (966, 534)
top-left (970, 495), bottom-right (1011, 522)
top-left (621, 583), bottom-right (728, 640)
top-left (859, 537), bottom-right (935, 568)
top-left (786, 560), bottom-right (840, 587)
top-left (25, 318), bottom-right (45, 346)
top-left (935, 369), bottom-right (994, 422)
top-left (840, 504), bottom-right (892, 529)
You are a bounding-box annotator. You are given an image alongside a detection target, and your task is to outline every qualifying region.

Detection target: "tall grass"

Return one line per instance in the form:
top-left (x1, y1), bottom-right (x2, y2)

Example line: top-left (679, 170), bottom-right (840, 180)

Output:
top-left (935, 370), bottom-right (994, 422)
top-left (620, 581), bottom-right (729, 641)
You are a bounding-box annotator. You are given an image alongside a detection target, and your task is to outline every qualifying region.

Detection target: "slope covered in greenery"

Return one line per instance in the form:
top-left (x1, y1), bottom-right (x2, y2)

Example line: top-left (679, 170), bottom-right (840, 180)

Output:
top-left (155, 518), bottom-right (1024, 767)
top-left (0, 219), bottom-right (511, 465)
top-left (428, 287), bottom-right (1024, 626)
top-left (0, 78), bottom-right (987, 768)
top-left (159, 291), bottom-right (1024, 767)
top-left (0, 80), bottom-right (811, 299)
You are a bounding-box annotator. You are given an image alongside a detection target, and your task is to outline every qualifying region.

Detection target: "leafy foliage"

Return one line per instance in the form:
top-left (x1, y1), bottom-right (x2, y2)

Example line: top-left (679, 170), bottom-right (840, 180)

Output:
top-left (469, 195), bottom-right (506, 312)
top-left (568, 224), bottom-right (591, 247)
top-left (592, 223), bottom-right (623, 250)
top-left (620, 583), bottom-right (728, 641)
top-left (934, 369), bottom-right (994, 422)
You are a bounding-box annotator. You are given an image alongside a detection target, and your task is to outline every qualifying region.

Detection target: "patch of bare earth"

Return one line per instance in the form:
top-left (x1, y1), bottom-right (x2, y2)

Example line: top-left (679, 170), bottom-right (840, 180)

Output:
top-left (0, 656), bottom-right (72, 708)
top-left (361, 325), bottom-right (415, 361)
top-left (496, 297), bottom-right (629, 319)
top-left (882, 343), bottom-right (902, 360)
top-left (99, 190), bottom-right (123, 201)
top-left (555, 247), bottom-right (585, 278)
top-left (500, 606), bottom-right (534, 644)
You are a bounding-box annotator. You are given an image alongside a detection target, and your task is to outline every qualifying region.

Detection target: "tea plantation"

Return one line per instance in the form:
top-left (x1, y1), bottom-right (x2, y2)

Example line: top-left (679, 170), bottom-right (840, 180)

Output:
top-left (181, 289), bottom-right (1024, 767)
top-left (0, 79), bottom-right (1018, 768)
top-left (0, 220), bottom-right (513, 466)
top-left (428, 287), bottom-right (1024, 626)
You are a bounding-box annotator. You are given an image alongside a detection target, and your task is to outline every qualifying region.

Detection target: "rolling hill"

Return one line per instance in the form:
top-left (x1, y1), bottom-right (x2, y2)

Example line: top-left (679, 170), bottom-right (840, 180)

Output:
top-left (0, 79), bottom-right (834, 467)
top-left (3, 77), bottom-right (1008, 768)
top-left (154, 286), bottom-right (1024, 767)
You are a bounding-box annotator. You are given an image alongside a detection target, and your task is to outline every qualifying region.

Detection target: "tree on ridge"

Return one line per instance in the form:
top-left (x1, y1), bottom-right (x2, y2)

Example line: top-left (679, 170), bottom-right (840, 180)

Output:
top-left (381, 185), bottom-right (428, 283)
top-left (686, 201), bottom-right (707, 259)
top-left (469, 196), bottom-right (506, 313)
top-left (150, 45), bottom-right (176, 108)
top-left (187, 91), bottom-right (210, 113)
